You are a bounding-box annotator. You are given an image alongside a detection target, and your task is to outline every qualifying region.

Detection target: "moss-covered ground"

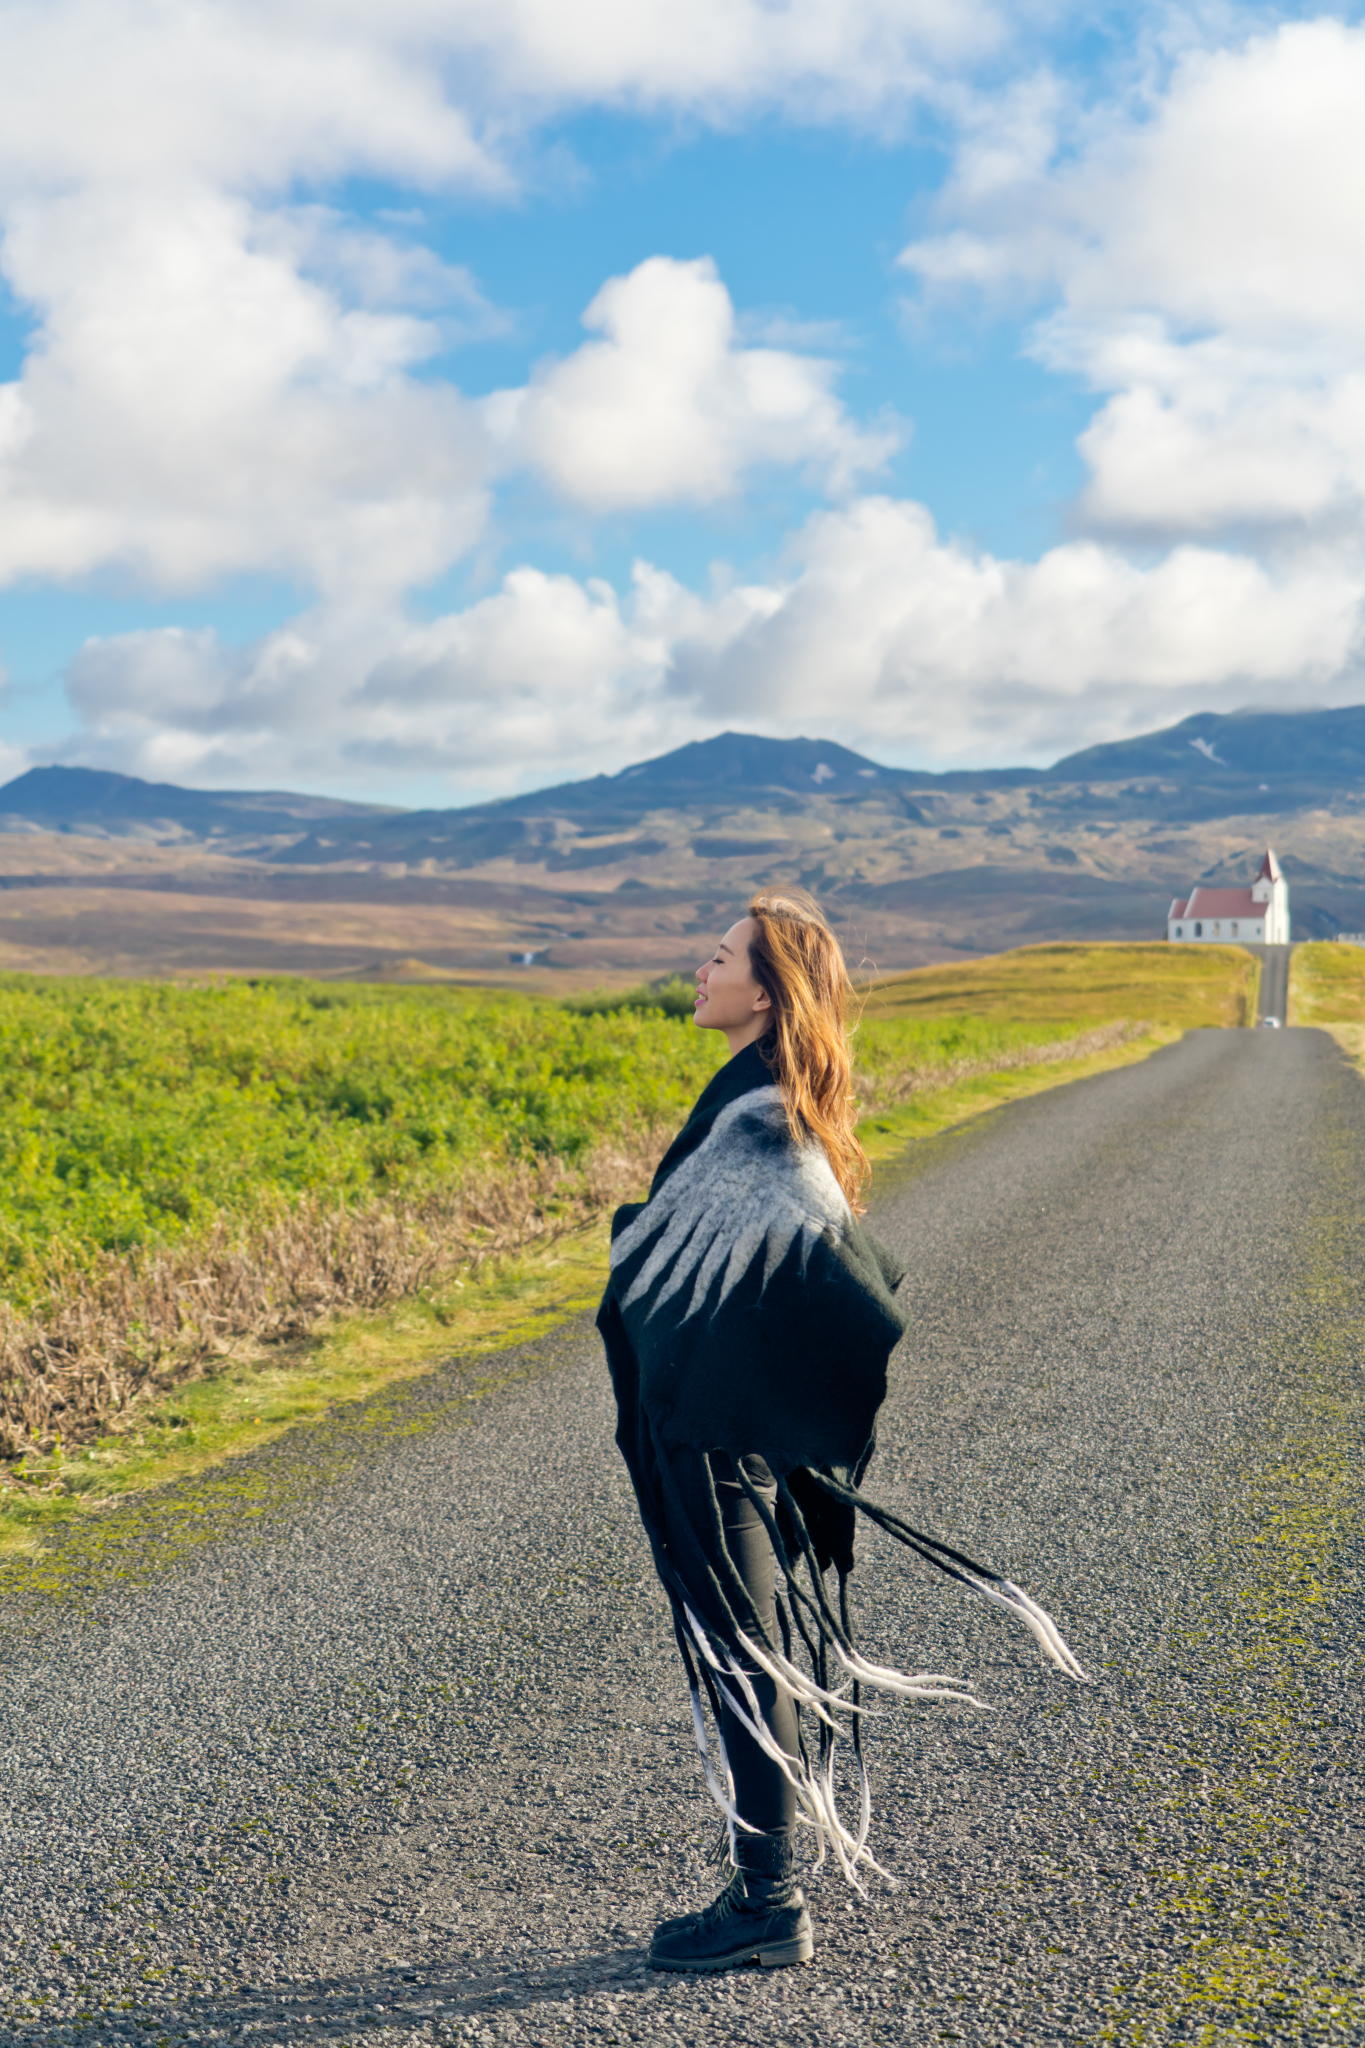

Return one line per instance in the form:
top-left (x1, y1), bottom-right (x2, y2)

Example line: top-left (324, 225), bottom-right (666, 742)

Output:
top-left (1094, 1119), bottom-right (1365, 2041)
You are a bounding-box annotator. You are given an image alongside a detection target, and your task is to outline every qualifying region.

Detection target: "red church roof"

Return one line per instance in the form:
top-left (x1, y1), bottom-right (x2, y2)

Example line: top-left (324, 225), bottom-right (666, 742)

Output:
top-left (1178, 887), bottom-right (1267, 920)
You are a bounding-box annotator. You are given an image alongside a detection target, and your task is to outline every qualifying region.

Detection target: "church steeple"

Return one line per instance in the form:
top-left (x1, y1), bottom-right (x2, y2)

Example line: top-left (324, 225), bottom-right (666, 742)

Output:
top-left (1252, 847), bottom-right (1282, 905)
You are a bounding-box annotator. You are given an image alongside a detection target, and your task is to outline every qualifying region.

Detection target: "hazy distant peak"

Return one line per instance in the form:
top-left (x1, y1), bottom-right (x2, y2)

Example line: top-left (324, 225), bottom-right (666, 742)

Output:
top-left (0, 764), bottom-right (400, 842)
top-left (1050, 705), bottom-right (1365, 783)
top-left (600, 731), bottom-right (894, 793)
top-left (4, 705), bottom-right (1365, 861)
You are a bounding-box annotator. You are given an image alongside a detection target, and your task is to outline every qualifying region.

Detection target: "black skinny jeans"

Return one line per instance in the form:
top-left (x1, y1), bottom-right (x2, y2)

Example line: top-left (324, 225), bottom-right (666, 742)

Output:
top-left (660, 1448), bottom-right (799, 1842)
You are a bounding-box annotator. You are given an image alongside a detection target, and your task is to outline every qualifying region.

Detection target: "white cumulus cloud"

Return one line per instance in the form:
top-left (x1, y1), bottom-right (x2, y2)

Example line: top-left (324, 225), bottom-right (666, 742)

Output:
top-left (0, 220), bottom-right (891, 592)
top-left (0, 0), bottom-right (941, 601)
top-left (486, 257), bottom-right (896, 510)
top-left (9, 0), bottom-right (1365, 797)
top-left (664, 497), bottom-right (1365, 762)
top-left (0, 0), bottom-right (1000, 212)
top-left (62, 571), bottom-right (701, 792)
top-left (904, 18), bottom-right (1365, 542)
top-left (59, 495), bottom-right (1365, 795)
top-left (0, 188), bottom-right (490, 597)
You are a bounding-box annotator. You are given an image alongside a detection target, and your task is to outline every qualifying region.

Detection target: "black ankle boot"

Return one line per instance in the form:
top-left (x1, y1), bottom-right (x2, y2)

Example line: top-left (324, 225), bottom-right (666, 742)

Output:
top-left (649, 1834), bottom-right (812, 1973)
top-left (653, 1864), bottom-right (744, 1941)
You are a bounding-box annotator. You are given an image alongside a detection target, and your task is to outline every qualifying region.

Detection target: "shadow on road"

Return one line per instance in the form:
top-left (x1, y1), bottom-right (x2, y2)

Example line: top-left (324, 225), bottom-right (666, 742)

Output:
top-left (173, 1945), bottom-right (657, 2041)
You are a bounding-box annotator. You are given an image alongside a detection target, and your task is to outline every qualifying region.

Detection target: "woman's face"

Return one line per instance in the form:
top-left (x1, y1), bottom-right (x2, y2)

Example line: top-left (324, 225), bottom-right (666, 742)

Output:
top-left (694, 917), bottom-right (772, 1050)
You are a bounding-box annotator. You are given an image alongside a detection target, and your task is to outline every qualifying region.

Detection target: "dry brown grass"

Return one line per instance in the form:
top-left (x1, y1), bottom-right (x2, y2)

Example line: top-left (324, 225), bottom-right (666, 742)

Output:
top-left (854, 1018), bottom-right (1150, 1112)
top-left (0, 1130), bottom-right (667, 1457)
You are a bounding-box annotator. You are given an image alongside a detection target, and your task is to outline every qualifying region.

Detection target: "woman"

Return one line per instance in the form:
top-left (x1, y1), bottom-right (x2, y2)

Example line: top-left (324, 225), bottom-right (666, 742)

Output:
top-left (597, 891), bottom-right (1083, 1975)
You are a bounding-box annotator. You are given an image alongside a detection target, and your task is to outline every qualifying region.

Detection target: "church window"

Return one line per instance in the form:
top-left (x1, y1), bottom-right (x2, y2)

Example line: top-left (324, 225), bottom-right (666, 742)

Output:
top-left (1194, 921), bottom-right (1203, 935)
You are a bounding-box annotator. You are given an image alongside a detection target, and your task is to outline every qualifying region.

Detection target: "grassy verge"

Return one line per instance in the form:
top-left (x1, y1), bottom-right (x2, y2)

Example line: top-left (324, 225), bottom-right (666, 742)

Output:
top-left (0, 942), bottom-right (1260, 1559)
top-left (858, 1022), bottom-right (1179, 1167)
top-left (0, 1223), bottom-right (613, 1560)
top-left (858, 939), bottom-right (1259, 1032)
top-left (1289, 942), bottom-right (1365, 1073)
top-left (855, 941), bottom-right (1257, 1158)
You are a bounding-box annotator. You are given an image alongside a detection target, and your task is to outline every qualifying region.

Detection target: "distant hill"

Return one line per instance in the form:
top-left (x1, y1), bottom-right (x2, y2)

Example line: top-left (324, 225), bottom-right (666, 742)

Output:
top-left (0, 734), bottom-right (974, 864)
top-left (269, 706), bottom-right (1365, 862)
top-left (0, 714), bottom-right (1360, 978)
top-left (581, 731), bottom-right (907, 796)
top-left (0, 766), bottom-right (394, 844)
top-left (268, 733), bottom-right (950, 867)
top-left (3, 711), bottom-right (1363, 856)
top-left (1051, 705), bottom-right (1365, 786)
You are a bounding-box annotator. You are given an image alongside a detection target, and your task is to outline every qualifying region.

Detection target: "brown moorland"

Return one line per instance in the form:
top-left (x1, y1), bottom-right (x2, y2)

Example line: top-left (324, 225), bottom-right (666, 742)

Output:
top-left (0, 793), bottom-right (1360, 987)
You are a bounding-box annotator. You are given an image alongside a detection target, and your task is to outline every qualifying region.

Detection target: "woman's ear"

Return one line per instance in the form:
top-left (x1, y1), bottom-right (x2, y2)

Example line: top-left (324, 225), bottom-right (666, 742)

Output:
top-left (752, 985), bottom-right (771, 1012)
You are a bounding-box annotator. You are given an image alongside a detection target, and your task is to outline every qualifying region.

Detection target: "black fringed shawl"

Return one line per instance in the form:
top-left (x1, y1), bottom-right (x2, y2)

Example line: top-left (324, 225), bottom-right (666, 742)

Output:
top-left (597, 1041), bottom-right (1085, 1883)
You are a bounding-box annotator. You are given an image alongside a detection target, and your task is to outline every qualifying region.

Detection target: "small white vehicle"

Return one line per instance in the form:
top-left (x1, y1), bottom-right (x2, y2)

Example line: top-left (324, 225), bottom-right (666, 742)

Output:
top-left (1261, 1016), bottom-right (1282, 1028)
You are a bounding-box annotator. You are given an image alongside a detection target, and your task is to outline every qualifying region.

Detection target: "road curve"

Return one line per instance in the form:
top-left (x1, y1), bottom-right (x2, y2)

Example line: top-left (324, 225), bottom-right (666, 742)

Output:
top-left (2, 1027), bottom-right (1364, 2047)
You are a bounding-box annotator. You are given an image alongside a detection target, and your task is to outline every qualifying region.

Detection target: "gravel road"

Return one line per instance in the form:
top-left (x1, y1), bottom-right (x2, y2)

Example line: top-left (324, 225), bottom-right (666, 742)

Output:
top-left (3, 1025), bottom-right (1364, 2047)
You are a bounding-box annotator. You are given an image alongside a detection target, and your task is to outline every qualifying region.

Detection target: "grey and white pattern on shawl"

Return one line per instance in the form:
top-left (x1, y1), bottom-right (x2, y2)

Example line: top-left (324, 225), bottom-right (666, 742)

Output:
top-left (611, 1086), bottom-right (850, 1324)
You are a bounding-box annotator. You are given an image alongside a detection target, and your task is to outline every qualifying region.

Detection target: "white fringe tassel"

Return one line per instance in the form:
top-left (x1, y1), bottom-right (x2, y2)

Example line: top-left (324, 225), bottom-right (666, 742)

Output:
top-left (681, 1602), bottom-right (983, 1890)
top-left (933, 1569), bottom-right (1089, 1680)
top-left (680, 1562), bottom-right (1085, 1891)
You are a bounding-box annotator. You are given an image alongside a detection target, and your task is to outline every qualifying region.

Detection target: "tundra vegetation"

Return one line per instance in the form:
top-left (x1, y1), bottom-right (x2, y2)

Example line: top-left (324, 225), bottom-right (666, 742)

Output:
top-left (0, 943), bottom-right (1258, 1544)
top-left (1289, 940), bottom-right (1365, 1073)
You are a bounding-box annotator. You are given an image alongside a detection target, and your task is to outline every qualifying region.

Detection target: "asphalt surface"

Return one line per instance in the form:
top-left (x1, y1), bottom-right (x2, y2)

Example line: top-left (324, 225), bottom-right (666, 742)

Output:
top-left (1252, 944), bottom-right (1292, 1024)
top-left (3, 1025), bottom-right (1365, 2046)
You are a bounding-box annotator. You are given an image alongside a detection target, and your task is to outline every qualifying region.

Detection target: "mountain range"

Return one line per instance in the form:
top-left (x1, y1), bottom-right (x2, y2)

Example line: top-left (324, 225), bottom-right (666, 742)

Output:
top-left (5, 704), bottom-right (1365, 860)
top-left (0, 707), bottom-right (1361, 982)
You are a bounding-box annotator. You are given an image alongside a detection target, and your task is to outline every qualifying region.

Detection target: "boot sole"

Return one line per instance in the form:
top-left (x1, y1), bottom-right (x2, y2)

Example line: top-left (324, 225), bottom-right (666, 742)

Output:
top-left (649, 1932), bottom-right (814, 1973)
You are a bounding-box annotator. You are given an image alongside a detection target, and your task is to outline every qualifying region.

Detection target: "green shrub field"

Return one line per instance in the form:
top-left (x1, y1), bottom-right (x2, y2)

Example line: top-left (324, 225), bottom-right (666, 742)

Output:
top-left (0, 977), bottom-right (724, 1303)
top-left (0, 943), bottom-right (1260, 1462)
top-left (0, 943), bottom-right (1258, 1307)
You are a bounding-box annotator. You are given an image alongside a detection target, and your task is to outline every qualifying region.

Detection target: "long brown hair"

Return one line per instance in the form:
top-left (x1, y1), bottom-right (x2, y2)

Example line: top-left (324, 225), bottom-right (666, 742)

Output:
top-left (745, 889), bottom-right (868, 1214)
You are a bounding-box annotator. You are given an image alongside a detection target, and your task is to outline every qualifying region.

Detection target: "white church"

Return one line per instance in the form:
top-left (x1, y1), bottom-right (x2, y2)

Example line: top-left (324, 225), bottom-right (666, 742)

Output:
top-left (1168, 848), bottom-right (1290, 945)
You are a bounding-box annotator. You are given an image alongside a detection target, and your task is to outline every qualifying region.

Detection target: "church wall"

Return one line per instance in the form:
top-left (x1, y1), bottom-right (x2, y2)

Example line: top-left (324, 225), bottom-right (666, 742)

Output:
top-left (1168, 920), bottom-right (1269, 943)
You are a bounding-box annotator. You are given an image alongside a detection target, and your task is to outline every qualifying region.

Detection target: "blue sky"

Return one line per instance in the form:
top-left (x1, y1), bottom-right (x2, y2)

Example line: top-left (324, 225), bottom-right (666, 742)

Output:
top-left (0, 2), bottom-right (1362, 803)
